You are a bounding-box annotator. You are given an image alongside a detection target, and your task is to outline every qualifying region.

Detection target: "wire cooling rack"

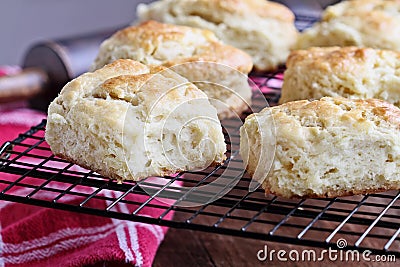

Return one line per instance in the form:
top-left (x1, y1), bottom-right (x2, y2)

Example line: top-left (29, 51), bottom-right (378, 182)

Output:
top-left (1, 14), bottom-right (399, 258)
top-left (1, 70), bottom-right (400, 257)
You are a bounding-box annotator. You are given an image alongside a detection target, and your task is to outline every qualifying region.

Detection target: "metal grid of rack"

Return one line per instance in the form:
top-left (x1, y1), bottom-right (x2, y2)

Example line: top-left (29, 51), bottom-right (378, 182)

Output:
top-left (1, 70), bottom-right (400, 257)
top-left (1, 14), bottom-right (399, 257)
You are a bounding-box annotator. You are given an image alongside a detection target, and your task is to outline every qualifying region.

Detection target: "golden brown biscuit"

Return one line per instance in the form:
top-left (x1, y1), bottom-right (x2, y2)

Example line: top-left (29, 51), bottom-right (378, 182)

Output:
top-left (136, 0), bottom-right (298, 71)
top-left (91, 21), bottom-right (253, 119)
top-left (280, 47), bottom-right (400, 105)
top-left (296, 0), bottom-right (400, 50)
top-left (46, 59), bottom-right (226, 182)
top-left (240, 97), bottom-right (400, 198)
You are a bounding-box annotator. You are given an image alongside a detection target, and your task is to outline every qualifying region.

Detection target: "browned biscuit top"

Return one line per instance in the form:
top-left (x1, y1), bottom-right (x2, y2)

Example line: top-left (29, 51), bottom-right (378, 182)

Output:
top-left (93, 20), bottom-right (253, 74)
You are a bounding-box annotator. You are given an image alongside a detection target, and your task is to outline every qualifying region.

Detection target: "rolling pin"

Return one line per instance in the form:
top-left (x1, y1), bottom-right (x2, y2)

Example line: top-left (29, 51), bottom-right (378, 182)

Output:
top-left (0, 28), bottom-right (118, 111)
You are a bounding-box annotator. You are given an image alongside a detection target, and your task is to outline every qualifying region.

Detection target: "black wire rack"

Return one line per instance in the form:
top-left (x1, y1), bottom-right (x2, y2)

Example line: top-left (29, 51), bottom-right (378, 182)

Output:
top-left (1, 70), bottom-right (400, 258)
top-left (1, 14), bottom-right (399, 258)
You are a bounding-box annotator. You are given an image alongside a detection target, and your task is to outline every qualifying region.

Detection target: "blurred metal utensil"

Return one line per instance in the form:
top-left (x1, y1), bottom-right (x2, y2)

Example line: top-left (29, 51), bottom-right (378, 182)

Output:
top-left (0, 28), bottom-right (118, 111)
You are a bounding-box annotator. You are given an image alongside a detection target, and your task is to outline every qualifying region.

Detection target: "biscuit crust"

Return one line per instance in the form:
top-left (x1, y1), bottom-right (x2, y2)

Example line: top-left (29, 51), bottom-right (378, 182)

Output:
top-left (91, 21), bottom-right (253, 120)
top-left (91, 21), bottom-right (253, 74)
top-left (280, 47), bottom-right (400, 106)
top-left (296, 0), bottom-right (400, 50)
top-left (46, 59), bottom-right (226, 182)
top-left (240, 97), bottom-right (400, 198)
top-left (137, 0), bottom-right (298, 71)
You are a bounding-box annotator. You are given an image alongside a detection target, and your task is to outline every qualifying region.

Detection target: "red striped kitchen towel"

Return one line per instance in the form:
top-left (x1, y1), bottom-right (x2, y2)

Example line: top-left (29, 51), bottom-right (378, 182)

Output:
top-left (0, 67), bottom-right (171, 267)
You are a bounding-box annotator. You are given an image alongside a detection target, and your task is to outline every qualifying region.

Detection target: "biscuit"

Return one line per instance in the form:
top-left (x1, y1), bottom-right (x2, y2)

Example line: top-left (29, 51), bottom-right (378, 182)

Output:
top-left (240, 97), bottom-right (400, 198)
top-left (296, 0), bottom-right (400, 50)
top-left (91, 21), bottom-right (253, 120)
top-left (46, 59), bottom-right (226, 182)
top-left (280, 47), bottom-right (400, 105)
top-left (136, 0), bottom-right (298, 71)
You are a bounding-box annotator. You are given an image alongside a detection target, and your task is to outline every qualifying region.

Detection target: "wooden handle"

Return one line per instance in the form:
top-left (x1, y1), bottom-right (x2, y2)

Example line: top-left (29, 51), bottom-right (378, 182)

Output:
top-left (0, 68), bottom-right (48, 103)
